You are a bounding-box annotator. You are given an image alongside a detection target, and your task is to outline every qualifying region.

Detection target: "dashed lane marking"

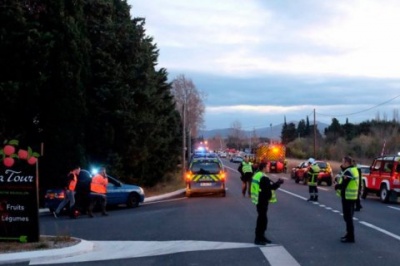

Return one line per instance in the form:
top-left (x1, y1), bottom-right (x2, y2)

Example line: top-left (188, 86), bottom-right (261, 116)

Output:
top-left (388, 206), bottom-right (400, 211)
top-left (279, 188), bottom-right (400, 242)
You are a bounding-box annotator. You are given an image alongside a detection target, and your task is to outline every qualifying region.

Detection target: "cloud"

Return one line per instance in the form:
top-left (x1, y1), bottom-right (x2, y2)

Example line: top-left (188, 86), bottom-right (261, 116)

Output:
top-left (130, 0), bottom-right (400, 130)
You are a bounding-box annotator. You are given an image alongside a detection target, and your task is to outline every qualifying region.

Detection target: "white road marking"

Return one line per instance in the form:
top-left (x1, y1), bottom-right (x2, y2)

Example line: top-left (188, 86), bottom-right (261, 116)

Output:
top-left (359, 221), bottom-right (400, 241)
top-left (279, 188), bottom-right (400, 242)
top-left (388, 206), bottom-right (400, 211)
top-left (29, 241), bottom-right (299, 265)
top-left (260, 245), bottom-right (301, 266)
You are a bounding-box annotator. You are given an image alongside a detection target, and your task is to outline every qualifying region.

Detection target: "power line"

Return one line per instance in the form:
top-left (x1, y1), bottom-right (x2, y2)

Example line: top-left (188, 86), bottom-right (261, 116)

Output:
top-left (317, 94), bottom-right (400, 117)
top-left (223, 94), bottom-right (400, 131)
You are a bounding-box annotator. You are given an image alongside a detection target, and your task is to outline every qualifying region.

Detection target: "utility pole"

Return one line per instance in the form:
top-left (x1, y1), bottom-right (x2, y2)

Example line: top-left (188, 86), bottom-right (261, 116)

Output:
top-left (182, 103), bottom-right (186, 180)
top-left (314, 108), bottom-right (316, 159)
top-left (270, 123), bottom-right (273, 144)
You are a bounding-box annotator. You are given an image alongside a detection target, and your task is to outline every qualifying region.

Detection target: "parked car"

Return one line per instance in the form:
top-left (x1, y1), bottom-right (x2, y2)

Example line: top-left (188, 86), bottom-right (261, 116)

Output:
top-left (44, 169), bottom-right (145, 214)
top-left (269, 160), bottom-right (284, 173)
top-left (218, 151), bottom-right (227, 158)
top-left (230, 156), bottom-right (244, 163)
top-left (292, 160), bottom-right (333, 186)
top-left (361, 155), bottom-right (400, 203)
top-left (185, 157), bottom-right (226, 197)
top-left (334, 164), bottom-right (370, 184)
top-left (291, 161), bottom-right (309, 184)
top-left (314, 161), bottom-right (333, 186)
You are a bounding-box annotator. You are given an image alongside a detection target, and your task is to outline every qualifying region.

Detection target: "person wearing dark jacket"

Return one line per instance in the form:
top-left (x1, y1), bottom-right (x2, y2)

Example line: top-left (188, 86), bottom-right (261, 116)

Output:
top-left (238, 156), bottom-right (254, 197)
top-left (335, 156), bottom-right (359, 243)
top-left (352, 159), bottom-right (363, 211)
top-left (251, 162), bottom-right (284, 245)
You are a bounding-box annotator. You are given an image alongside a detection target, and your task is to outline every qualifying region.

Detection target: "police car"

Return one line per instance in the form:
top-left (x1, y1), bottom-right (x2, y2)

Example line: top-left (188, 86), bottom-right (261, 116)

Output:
top-left (185, 157), bottom-right (226, 197)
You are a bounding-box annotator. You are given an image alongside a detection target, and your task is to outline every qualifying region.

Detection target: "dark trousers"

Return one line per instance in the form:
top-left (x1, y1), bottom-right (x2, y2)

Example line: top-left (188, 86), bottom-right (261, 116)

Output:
top-left (308, 185), bottom-right (318, 199)
top-left (342, 199), bottom-right (355, 239)
top-left (242, 172), bottom-right (253, 196)
top-left (255, 203), bottom-right (269, 240)
top-left (88, 193), bottom-right (107, 215)
top-left (355, 193), bottom-right (362, 209)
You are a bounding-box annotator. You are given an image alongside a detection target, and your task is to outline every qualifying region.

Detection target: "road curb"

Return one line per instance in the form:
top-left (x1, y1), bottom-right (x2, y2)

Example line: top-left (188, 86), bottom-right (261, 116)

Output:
top-left (0, 238), bottom-right (94, 264)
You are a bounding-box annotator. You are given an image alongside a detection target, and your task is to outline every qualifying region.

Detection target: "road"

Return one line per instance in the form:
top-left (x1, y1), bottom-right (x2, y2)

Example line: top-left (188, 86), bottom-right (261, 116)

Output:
top-left (30, 158), bottom-right (400, 265)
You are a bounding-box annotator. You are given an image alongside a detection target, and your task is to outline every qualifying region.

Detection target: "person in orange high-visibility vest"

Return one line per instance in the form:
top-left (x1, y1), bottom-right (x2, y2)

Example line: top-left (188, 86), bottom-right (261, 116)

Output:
top-left (88, 167), bottom-right (109, 217)
top-left (54, 166), bottom-right (80, 218)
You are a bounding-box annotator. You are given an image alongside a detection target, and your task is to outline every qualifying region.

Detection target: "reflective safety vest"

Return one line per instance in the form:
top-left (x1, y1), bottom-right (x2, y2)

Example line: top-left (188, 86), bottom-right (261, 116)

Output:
top-left (241, 161), bottom-right (253, 173)
top-left (90, 174), bottom-right (108, 194)
top-left (270, 190), bottom-right (277, 203)
top-left (308, 164), bottom-right (320, 186)
top-left (251, 171), bottom-right (277, 204)
top-left (336, 167), bottom-right (359, 200)
top-left (68, 173), bottom-right (77, 191)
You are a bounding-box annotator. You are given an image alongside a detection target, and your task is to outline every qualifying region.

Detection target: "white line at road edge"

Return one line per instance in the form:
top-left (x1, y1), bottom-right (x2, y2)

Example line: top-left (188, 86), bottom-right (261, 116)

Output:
top-left (278, 188), bottom-right (400, 243)
top-left (388, 206), bottom-right (400, 211)
top-left (29, 241), bottom-right (299, 266)
top-left (359, 221), bottom-right (400, 241)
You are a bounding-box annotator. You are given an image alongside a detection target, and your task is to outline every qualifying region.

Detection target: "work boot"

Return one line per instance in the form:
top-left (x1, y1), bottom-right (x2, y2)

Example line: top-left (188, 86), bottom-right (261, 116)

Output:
top-left (307, 196), bottom-right (314, 201)
top-left (262, 236), bottom-right (272, 244)
top-left (313, 196), bottom-right (318, 202)
top-left (254, 239), bottom-right (266, 246)
top-left (341, 237), bottom-right (355, 243)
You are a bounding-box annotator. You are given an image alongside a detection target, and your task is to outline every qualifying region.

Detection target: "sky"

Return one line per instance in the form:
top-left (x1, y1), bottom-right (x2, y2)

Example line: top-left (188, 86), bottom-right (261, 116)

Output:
top-left (129, 0), bottom-right (400, 131)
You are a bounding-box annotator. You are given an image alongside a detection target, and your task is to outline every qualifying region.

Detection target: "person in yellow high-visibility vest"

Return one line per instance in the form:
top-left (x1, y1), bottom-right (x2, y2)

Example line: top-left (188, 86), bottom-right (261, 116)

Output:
top-left (238, 156), bottom-right (254, 197)
top-left (306, 160), bottom-right (320, 202)
top-left (251, 162), bottom-right (283, 245)
top-left (334, 156), bottom-right (359, 243)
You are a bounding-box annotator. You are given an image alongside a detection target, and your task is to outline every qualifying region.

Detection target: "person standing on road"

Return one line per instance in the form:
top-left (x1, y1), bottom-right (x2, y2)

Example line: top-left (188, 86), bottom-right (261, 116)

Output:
top-left (306, 161), bottom-right (320, 202)
top-left (88, 167), bottom-right (109, 217)
top-left (238, 155), bottom-right (254, 197)
top-left (335, 156), bottom-right (359, 243)
top-left (54, 166), bottom-right (80, 218)
top-left (251, 162), bottom-right (284, 245)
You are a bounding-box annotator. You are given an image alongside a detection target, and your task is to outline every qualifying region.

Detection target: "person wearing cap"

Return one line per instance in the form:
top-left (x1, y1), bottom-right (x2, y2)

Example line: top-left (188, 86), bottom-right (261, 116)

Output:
top-left (335, 156), bottom-right (359, 243)
top-left (88, 167), bottom-right (109, 217)
top-left (238, 155), bottom-right (254, 197)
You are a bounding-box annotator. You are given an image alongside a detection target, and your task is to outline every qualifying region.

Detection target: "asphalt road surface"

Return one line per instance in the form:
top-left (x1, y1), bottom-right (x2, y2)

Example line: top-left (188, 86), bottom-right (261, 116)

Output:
top-left (18, 158), bottom-right (400, 265)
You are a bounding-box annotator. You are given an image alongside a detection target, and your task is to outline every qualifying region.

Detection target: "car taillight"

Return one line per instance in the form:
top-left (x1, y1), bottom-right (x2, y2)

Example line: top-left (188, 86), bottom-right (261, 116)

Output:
top-left (220, 171), bottom-right (226, 181)
top-left (57, 191), bottom-right (65, 199)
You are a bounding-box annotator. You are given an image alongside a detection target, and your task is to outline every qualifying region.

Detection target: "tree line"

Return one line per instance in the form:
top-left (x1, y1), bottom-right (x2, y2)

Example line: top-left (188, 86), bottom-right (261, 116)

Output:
top-left (0, 0), bottom-right (189, 189)
top-left (283, 116), bottom-right (400, 163)
top-left (210, 114), bottom-right (400, 165)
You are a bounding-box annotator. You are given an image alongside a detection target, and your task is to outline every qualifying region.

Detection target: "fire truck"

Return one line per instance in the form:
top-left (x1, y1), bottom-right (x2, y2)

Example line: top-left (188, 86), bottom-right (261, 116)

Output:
top-left (255, 142), bottom-right (286, 173)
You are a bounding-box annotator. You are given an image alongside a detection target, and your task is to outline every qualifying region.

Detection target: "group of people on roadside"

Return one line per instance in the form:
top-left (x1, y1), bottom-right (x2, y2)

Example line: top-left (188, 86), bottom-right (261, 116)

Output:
top-left (238, 154), bottom-right (362, 245)
top-left (53, 166), bottom-right (109, 219)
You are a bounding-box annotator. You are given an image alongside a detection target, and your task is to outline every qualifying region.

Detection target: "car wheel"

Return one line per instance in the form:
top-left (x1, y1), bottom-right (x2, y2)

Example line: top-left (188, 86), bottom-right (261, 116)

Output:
top-left (327, 179), bottom-right (332, 186)
top-left (380, 184), bottom-right (390, 203)
top-left (126, 193), bottom-right (140, 208)
top-left (360, 181), bottom-right (368, 199)
top-left (317, 180), bottom-right (321, 186)
top-left (295, 177), bottom-right (299, 184)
